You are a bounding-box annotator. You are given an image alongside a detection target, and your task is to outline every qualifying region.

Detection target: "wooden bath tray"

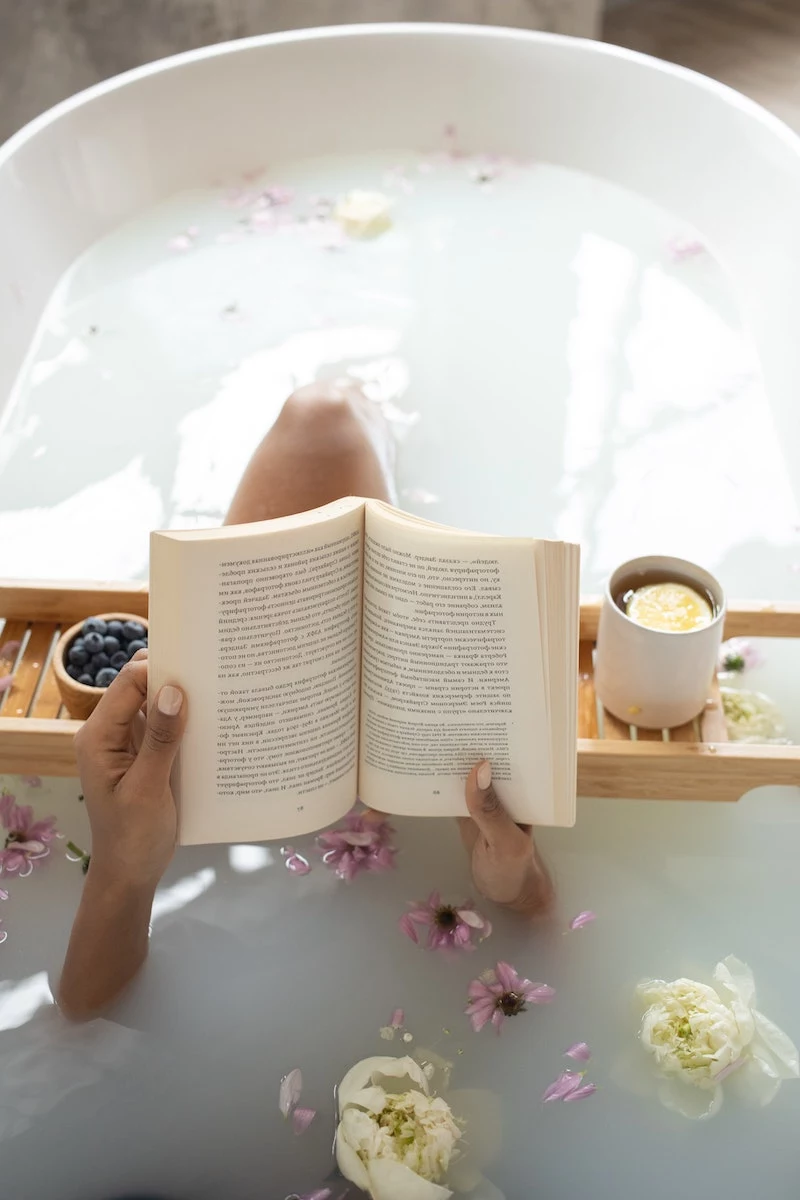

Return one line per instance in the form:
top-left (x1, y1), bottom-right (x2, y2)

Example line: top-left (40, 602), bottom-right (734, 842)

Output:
top-left (1, 582), bottom-right (799, 800)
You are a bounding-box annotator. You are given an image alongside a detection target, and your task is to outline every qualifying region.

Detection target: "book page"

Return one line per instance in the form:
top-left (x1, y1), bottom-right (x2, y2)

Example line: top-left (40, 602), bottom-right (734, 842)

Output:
top-left (358, 503), bottom-right (553, 824)
top-left (149, 498), bottom-right (364, 845)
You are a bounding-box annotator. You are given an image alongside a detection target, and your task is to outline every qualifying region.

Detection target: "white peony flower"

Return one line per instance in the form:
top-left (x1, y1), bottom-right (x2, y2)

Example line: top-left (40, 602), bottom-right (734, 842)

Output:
top-left (638, 956), bottom-right (799, 1119)
top-left (335, 1056), bottom-right (462, 1199)
top-left (719, 687), bottom-right (789, 744)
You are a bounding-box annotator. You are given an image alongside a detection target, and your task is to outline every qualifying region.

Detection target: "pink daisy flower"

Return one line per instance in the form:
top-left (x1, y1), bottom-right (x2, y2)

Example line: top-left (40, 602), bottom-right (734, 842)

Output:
top-left (317, 810), bottom-right (397, 882)
top-left (0, 792), bottom-right (58, 877)
top-left (466, 961), bottom-right (555, 1033)
top-left (399, 891), bottom-right (492, 952)
top-left (718, 638), bottom-right (763, 674)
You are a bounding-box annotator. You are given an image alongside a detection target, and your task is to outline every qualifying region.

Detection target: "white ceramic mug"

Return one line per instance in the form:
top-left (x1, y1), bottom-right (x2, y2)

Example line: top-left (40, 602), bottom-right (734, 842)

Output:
top-left (594, 555), bottom-right (726, 730)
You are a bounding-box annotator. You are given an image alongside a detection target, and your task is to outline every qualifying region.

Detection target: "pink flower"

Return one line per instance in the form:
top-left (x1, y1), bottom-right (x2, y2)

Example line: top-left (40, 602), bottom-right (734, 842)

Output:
top-left (400, 891), bottom-right (492, 952)
top-left (568, 910), bottom-right (596, 932)
top-left (0, 793), bottom-right (58, 877)
top-left (719, 638), bottom-right (763, 674)
top-left (317, 810), bottom-right (397, 882)
top-left (466, 961), bottom-right (555, 1033)
top-left (667, 234), bottom-right (706, 262)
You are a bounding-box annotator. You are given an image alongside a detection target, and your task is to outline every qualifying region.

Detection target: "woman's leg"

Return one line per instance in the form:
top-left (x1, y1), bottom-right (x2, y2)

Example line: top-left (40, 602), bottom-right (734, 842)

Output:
top-left (224, 380), bottom-right (394, 525)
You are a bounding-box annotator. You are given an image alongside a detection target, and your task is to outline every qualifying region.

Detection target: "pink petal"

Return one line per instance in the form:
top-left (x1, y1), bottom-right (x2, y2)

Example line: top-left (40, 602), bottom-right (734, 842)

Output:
top-left (490, 1009), bottom-right (506, 1032)
top-left (524, 983), bottom-right (556, 1004)
top-left (467, 979), bottom-right (494, 1001)
top-left (285, 853), bottom-right (311, 876)
top-left (0, 888), bottom-right (8, 900)
top-left (458, 908), bottom-right (485, 929)
top-left (495, 961), bottom-right (519, 992)
top-left (468, 1002), bottom-right (495, 1033)
top-left (20, 776), bottom-right (41, 788)
top-left (279, 1068), bottom-right (303, 1117)
top-left (563, 1083), bottom-right (597, 1102)
top-left (0, 675), bottom-right (13, 694)
top-left (565, 1042), bottom-right (592, 1063)
top-left (407, 908), bottom-right (434, 924)
top-left (542, 1071), bottom-right (584, 1103)
top-left (399, 914), bottom-right (419, 944)
top-left (292, 1106), bottom-right (316, 1135)
top-left (568, 910), bottom-right (597, 932)
top-left (0, 641), bottom-right (20, 659)
top-left (390, 1008), bottom-right (404, 1028)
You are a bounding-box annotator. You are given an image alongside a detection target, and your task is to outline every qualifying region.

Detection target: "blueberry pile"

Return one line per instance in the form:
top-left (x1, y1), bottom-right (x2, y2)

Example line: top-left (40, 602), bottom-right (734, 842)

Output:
top-left (65, 616), bottom-right (148, 689)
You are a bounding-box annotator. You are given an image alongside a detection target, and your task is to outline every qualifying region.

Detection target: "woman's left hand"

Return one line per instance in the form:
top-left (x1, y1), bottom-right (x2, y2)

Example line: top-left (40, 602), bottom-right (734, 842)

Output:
top-left (458, 761), bottom-right (554, 918)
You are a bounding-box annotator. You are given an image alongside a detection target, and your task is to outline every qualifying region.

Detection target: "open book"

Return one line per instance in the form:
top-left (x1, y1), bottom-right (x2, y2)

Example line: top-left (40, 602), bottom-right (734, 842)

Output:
top-left (148, 498), bottom-right (579, 845)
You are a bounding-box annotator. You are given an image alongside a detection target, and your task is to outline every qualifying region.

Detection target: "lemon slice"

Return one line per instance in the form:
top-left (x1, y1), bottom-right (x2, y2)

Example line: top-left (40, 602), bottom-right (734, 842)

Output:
top-left (626, 582), bottom-right (713, 632)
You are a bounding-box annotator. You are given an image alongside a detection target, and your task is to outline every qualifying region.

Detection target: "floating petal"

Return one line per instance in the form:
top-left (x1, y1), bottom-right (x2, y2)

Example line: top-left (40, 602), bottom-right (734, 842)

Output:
top-left (569, 910), bottom-right (596, 931)
top-left (542, 1071), bottom-right (584, 1102)
top-left (279, 1068), bottom-right (302, 1117)
top-left (292, 1106), bottom-right (316, 1135)
top-left (565, 1042), bottom-right (592, 1063)
top-left (563, 1083), bottom-right (597, 1102)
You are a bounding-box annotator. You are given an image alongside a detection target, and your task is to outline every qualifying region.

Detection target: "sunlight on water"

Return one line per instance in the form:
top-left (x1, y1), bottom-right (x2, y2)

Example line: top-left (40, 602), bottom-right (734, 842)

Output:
top-left (3, 151), bottom-right (797, 598)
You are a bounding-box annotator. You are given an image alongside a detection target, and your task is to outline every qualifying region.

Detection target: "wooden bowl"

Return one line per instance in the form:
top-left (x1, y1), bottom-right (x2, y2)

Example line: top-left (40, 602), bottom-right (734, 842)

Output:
top-left (53, 612), bottom-right (149, 720)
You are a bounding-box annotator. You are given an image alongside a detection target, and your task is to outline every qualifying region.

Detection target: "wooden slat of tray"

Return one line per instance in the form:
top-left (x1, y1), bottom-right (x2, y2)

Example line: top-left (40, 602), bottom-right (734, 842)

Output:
top-left (2, 623), bottom-right (57, 718)
top-left (0, 619), bottom-right (30, 716)
top-left (577, 643), bottom-right (599, 739)
top-left (0, 717), bottom-right (81, 775)
top-left (577, 740), bottom-right (800, 801)
top-left (0, 581), bottom-right (148, 624)
top-left (30, 643), bottom-right (66, 720)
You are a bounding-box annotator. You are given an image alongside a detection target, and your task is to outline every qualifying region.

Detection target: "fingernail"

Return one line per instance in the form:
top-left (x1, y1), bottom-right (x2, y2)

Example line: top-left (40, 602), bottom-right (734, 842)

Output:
top-left (157, 685), bottom-right (183, 716)
top-left (477, 761), bottom-right (492, 790)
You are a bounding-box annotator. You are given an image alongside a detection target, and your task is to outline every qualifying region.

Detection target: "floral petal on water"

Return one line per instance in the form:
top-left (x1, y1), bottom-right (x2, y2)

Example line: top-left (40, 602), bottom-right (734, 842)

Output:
top-left (543, 1071), bottom-right (584, 1102)
top-left (279, 1068), bottom-right (302, 1117)
top-left (565, 1042), bottom-right (592, 1063)
top-left (292, 1106), bottom-right (316, 1135)
top-left (0, 888), bottom-right (8, 900)
top-left (399, 913), bottom-right (419, 943)
top-left (563, 1083), bottom-right (597, 1102)
top-left (568, 910), bottom-right (596, 931)
top-left (391, 1007), bottom-right (405, 1028)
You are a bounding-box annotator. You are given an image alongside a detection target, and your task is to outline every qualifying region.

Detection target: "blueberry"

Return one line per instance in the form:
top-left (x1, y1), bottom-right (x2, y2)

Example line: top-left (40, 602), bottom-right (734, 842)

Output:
top-left (106, 620), bottom-right (124, 639)
top-left (122, 621), bottom-right (147, 642)
top-left (126, 639), bottom-right (147, 657)
top-left (83, 631), bottom-right (105, 654)
top-left (103, 636), bottom-right (121, 655)
top-left (91, 652), bottom-right (110, 671)
top-left (82, 617), bottom-right (108, 637)
top-left (110, 651), bottom-right (128, 669)
top-left (78, 674), bottom-right (95, 686)
top-left (95, 667), bottom-right (119, 688)
top-left (66, 664), bottom-right (81, 680)
top-left (68, 645), bottom-right (89, 667)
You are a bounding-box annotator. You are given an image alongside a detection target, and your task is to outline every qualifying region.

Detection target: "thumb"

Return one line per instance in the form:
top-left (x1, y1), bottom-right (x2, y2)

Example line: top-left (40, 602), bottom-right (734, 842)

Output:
top-left (465, 761), bottom-right (516, 847)
top-left (131, 684), bottom-right (187, 790)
